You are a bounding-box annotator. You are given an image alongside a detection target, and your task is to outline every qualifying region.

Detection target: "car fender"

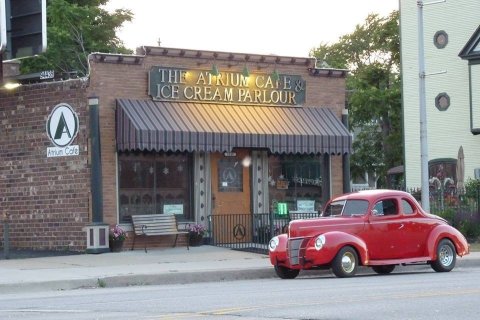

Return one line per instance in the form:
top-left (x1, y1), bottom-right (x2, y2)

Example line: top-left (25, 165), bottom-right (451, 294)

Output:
top-left (268, 234), bottom-right (289, 266)
top-left (304, 231), bottom-right (369, 266)
top-left (427, 225), bottom-right (470, 258)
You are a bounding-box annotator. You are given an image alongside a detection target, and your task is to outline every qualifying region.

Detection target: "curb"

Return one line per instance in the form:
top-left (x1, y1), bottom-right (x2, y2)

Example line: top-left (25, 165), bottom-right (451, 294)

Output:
top-left (0, 268), bottom-right (276, 294)
top-left (100, 268), bottom-right (276, 288)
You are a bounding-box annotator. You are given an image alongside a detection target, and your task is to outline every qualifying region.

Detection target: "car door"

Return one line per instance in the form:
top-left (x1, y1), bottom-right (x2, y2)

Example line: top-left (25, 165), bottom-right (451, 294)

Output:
top-left (365, 197), bottom-right (406, 260)
top-left (400, 197), bottom-right (435, 257)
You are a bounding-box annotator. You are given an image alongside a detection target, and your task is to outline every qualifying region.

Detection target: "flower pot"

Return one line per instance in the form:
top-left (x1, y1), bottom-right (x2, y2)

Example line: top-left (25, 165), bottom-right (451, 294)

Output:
top-left (109, 239), bottom-right (124, 252)
top-left (189, 234), bottom-right (203, 246)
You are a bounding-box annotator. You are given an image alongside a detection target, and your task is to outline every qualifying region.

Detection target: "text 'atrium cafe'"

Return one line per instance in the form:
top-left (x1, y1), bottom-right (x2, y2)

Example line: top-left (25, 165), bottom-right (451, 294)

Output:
top-left (89, 46), bottom-right (352, 247)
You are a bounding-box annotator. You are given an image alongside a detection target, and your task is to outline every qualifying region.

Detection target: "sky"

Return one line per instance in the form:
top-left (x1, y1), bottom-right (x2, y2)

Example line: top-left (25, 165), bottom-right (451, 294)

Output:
top-left (104, 0), bottom-right (399, 58)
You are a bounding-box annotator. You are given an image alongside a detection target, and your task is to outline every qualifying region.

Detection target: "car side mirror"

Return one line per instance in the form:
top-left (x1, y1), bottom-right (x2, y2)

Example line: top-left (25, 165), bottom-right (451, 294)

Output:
top-left (372, 209), bottom-right (384, 216)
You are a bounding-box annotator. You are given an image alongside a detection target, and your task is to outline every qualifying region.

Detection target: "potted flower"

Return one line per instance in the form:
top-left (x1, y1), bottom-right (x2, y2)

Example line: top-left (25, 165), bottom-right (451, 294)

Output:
top-left (188, 223), bottom-right (206, 246)
top-left (109, 224), bottom-right (127, 252)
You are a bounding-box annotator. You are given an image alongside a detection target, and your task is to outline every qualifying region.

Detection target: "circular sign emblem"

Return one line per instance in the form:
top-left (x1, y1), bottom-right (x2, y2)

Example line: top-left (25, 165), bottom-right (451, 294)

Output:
top-left (46, 103), bottom-right (79, 147)
top-left (233, 224), bottom-right (246, 240)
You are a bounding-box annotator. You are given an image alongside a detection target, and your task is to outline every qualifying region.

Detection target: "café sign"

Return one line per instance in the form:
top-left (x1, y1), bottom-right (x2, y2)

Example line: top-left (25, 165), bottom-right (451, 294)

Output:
top-left (46, 103), bottom-right (79, 158)
top-left (148, 66), bottom-right (306, 106)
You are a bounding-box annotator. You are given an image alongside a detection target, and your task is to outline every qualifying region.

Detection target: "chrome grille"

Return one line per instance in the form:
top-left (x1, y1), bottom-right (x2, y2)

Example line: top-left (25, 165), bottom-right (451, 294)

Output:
top-left (288, 238), bottom-right (304, 265)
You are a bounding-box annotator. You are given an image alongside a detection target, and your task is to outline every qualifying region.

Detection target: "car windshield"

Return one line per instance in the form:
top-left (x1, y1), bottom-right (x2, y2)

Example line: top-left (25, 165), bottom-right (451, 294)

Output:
top-left (323, 199), bottom-right (369, 217)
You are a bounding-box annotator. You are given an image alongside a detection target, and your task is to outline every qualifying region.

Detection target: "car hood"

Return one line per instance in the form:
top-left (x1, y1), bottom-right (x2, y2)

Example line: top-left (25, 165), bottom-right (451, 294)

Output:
top-left (288, 216), bottom-right (365, 238)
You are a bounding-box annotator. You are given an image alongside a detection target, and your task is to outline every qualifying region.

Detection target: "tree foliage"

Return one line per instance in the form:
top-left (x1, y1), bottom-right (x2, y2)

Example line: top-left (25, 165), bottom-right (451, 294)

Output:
top-left (20, 0), bottom-right (133, 77)
top-left (311, 11), bottom-right (402, 187)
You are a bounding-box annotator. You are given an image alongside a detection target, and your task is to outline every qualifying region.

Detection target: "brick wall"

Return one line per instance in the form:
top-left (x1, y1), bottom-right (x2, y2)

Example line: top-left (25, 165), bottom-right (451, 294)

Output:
top-left (0, 79), bottom-right (90, 251)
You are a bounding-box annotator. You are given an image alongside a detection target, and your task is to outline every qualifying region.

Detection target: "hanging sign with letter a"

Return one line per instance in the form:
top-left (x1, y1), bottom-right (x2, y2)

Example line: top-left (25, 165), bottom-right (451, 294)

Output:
top-left (46, 103), bottom-right (80, 157)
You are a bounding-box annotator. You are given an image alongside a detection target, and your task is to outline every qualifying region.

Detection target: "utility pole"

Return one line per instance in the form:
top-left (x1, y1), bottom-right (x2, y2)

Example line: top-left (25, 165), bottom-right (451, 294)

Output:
top-left (417, 0), bottom-right (430, 211)
top-left (1, 0), bottom-right (6, 84)
top-left (417, 0), bottom-right (446, 211)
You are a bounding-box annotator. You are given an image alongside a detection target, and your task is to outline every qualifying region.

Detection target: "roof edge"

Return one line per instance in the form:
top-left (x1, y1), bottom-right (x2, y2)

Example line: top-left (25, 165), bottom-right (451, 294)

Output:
top-left (137, 46), bottom-right (315, 67)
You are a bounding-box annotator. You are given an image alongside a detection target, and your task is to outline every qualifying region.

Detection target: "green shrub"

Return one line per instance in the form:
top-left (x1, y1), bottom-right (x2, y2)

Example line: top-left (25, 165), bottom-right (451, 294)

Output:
top-left (434, 208), bottom-right (455, 224)
top-left (458, 220), bottom-right (480, 241)
top-left (464, 179), bottom-right (480, 200)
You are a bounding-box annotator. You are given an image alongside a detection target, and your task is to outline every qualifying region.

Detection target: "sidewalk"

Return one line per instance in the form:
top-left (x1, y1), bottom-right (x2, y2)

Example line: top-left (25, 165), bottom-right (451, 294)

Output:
top-left (0, 246), bottom-right (273, 294)
top-left (0, 246), bottom-right (478, 294)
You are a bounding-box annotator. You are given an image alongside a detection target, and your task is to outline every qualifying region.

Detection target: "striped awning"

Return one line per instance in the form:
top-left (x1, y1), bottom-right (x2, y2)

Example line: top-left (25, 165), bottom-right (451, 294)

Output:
top-left (116, 99), bottom-right (352, 154)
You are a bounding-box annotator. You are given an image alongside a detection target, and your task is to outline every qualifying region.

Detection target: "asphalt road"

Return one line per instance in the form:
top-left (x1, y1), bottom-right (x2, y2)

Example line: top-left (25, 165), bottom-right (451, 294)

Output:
top-left (1, 265), bottom-right (479, 320)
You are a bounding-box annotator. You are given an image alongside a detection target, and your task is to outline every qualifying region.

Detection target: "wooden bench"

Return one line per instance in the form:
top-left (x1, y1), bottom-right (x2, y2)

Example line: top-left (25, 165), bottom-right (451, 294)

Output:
top-left (131, 214), bottom-right (189, 252)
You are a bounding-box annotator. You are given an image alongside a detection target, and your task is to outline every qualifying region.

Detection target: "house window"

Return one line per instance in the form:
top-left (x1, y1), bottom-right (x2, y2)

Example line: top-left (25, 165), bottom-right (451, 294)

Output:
top-left (428, 158), bottom-right (456, 192)
top-left (434, 30), bottom-right (448, 49)
top-left (118, 151), bottom-right (193, 223)
top-left (435, 92), bottom-right (450, 111)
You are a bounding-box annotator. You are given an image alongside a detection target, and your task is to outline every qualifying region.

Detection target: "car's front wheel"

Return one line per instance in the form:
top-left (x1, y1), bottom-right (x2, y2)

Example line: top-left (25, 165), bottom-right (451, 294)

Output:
top-left (332, 246), bottom-right (358, 278)
top-left (372, 265), bottom-right (395, 275)
top-left (274, 265), bottom-right (300, 279)
top-left (431, 239), bottom-right (456, 272)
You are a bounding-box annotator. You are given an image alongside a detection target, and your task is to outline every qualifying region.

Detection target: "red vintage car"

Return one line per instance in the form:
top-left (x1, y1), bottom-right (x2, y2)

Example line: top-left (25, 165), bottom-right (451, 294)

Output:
top-left (268, 189), bottom-right (470, 279)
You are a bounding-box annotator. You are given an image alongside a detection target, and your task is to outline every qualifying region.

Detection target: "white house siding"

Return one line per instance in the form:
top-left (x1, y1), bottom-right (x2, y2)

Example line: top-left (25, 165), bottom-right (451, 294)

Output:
top-left (400, 0), bottom-right (480, 189)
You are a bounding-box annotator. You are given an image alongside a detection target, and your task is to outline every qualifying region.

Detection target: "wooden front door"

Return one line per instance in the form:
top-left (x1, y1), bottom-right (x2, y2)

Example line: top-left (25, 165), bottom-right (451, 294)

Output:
top-left (210, 149), bottom-right (252, 243)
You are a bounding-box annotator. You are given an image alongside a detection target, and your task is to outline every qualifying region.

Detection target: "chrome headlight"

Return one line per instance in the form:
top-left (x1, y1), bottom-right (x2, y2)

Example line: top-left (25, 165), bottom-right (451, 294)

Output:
top-left (314, 235), bottom-right (326, 251)
top-left (269, 236), bottom-right (280, 252)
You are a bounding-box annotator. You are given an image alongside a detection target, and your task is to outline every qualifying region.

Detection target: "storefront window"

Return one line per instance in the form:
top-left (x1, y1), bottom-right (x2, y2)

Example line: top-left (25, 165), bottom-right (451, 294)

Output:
top-left (118, 151), bottom-right (193, 223)
top-left (268, 155), bottom-right (323, 216)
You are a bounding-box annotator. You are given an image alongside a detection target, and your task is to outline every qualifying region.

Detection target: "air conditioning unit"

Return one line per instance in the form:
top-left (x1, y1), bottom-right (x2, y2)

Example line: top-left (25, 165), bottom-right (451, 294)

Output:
top-left (474, 168), bottom-right (480, 179)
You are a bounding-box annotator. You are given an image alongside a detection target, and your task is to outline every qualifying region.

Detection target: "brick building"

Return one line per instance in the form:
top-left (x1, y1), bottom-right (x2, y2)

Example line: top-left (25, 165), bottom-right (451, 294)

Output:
top-left (1, 46), bottom-right (351, 252)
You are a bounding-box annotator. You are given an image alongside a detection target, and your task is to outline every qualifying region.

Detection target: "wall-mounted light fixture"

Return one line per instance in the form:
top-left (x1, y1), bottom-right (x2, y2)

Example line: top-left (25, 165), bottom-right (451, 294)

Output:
top-left (271, 57), bottom-right (280, 81)
top-left (271, 68), bottom-right (280, 81)
top-left (242, 64), bottom-right (250, 77)
top-left (209, 53), bottom-right (220, 76)
top-left (210, 63), bottom-right (220, 76)
top-left (3, 82), bottom-right (21, 90)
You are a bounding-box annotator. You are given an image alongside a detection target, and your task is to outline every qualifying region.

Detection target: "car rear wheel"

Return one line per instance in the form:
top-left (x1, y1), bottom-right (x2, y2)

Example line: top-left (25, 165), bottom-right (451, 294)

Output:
top-left (372, 265), bottom-right (395, 275)
top-left (332, 246), bottom-right (358, 278)
top-left (274, 265), bottom-right (300, 279)
top-left (431, 239), bottom-right (456, 272)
